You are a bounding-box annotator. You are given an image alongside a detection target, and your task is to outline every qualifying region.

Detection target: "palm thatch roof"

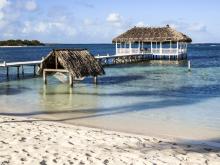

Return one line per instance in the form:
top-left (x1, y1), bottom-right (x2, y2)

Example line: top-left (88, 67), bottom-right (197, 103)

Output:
top-left (112, 25), bottom-right (192, 43)
top-left (38, 49), bottom-right (105, 78)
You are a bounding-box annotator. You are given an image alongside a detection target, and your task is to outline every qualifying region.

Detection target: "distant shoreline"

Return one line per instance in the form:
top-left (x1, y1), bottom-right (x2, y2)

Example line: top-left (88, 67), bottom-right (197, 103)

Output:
top-left (0, 45), bottom-right (46, 48)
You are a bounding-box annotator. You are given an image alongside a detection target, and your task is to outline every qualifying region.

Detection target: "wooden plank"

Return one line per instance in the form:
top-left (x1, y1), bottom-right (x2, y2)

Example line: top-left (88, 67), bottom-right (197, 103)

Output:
top-left (43, 69), bottom-right (69, 73)
top-left (0, 60), bottom-right (42, 67)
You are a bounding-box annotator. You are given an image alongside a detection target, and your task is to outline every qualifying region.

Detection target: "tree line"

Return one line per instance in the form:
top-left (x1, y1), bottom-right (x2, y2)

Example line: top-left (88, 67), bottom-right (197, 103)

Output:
top-left (0, 40), bottom-right (45, 46)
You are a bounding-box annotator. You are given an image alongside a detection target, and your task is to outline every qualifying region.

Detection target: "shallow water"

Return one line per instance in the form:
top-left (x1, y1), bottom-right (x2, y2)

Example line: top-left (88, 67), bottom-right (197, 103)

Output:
top-left (0, 44), bottom-right (220, 142)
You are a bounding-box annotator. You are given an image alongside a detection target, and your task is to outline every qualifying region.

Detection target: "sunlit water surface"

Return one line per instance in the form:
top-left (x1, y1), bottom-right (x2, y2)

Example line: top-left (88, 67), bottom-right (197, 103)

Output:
top-left (0, 44), bottom-right (220, 142)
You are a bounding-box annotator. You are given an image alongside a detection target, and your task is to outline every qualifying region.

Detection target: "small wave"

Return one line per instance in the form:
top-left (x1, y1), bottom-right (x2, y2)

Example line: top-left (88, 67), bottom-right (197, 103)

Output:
top-left (210, 45), bottom-right (217, 47)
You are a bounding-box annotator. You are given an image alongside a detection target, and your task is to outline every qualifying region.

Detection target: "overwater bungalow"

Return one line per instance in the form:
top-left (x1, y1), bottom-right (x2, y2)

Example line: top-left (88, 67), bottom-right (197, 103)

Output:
top-left (38, 49), bottom-right (105, 85)
top-left (112, 25), bottom-right (192, 60)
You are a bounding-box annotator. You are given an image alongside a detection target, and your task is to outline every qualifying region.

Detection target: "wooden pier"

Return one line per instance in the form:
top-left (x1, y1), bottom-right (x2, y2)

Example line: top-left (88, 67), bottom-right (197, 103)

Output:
top-left (95, 52), bottom-right (187, 66)
top-left (0, 52), bottom-right (187, 79)
top-left (0, 60), bottom-right (42, 78)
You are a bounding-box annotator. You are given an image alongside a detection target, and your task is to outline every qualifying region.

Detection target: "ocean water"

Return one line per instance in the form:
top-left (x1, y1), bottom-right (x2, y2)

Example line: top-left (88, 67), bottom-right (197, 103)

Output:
top-left (0, 44), bottom-right (220, 142)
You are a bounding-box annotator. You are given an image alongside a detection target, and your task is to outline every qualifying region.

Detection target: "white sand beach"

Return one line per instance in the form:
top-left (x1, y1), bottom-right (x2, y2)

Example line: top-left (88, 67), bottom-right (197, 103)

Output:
top-left (0, 115), bottom-right (219, 165)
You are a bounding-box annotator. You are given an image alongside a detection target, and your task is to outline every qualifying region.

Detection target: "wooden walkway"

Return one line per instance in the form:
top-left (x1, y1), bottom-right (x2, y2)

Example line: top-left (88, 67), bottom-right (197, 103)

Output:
top-left (0, 52), bottom-right (187, 78)
top-left (95, 52), bottom-right (187, 65)
top-left (0, 60), bottom-right (42, 77)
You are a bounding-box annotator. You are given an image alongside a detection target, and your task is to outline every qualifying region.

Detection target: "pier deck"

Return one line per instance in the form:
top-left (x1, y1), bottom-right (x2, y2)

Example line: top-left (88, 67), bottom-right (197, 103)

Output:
top-left (0, 52), bottom-right (187, 78)
top-left (0, 60), bottom-right (42, 77)
top-left (95, 52), bottom-right (187, 65)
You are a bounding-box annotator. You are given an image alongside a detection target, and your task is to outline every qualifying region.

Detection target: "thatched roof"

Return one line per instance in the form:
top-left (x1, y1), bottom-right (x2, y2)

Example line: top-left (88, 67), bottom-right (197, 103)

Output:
top-left (38, 49), bottom-right (105, 78)
top-left (112, 25), bottom-right (192, 43)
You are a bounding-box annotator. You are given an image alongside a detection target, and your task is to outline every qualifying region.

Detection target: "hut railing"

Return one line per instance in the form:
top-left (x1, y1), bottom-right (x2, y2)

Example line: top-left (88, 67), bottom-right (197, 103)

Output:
top-left (117, 48), bottom-right (186, 55)
top-left (152, 48), bottom-right (186, 55)
top-left (117, 48), bottom-right (140, 55)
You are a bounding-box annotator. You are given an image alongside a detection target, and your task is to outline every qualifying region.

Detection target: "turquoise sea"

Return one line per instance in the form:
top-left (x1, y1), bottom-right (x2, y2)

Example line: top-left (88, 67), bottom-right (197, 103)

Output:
top-left (0, 44), bottom-right (220, 142)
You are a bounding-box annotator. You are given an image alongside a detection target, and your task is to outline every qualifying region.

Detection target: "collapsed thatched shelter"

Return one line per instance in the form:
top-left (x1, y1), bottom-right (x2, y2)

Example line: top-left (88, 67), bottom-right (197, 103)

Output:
top-left (38, 49), bottom-right (105, 85)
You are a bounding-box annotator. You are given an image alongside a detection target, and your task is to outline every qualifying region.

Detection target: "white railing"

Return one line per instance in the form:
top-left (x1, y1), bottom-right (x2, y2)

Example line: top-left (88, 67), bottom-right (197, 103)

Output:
top-left (116, 48), bottom-right (187, 55)
top-left (117, 48), bottom-right (140, 55)
top-left (150, 48), bottom-right (187, 55)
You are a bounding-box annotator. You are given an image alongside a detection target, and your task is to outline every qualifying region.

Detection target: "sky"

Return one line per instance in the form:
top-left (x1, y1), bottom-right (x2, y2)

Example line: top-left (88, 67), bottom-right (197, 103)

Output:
top-left (0, 0), bottom-right (220, 43)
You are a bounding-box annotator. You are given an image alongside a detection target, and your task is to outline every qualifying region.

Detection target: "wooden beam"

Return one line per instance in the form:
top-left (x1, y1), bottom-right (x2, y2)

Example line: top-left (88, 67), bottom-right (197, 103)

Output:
top-left (43, 69), bottom-right (69, 73)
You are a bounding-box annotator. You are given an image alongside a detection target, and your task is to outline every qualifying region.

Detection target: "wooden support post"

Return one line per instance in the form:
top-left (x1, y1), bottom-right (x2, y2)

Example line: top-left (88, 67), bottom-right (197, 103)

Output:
top-left (21, 65), bottom-right (24, 76)
top-left (188, 60), bottom-right (191, 72)
top-left (151, 42), bottom-right (153, 53)
top-left (33, 65), bottom-right (36, 76)
top-left (138, 41), bottom-right (140, 54)
top-left (69, 74), bottom-right (73, 87)
top-left (129, 41), bottom-right (132, 54)
top-left (94, 76), bottom-right (97, 84)
top-left (6, 67), bottom-right (9, 78)
top-left (160, 42), bottom-right (162, 55)
top-left (115, 41), bottom-right (118, 55)
top-left (17, 66), bottom-right (20, 78)
top-left (43, 70), bottom-right (47, 84)
top-left (176, 41), bottom-right (179, 55)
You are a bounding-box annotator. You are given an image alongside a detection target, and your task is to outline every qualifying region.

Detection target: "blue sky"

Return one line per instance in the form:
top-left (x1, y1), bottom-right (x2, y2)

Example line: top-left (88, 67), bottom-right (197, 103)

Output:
top-left (0, 0), bottom-right (220, 43)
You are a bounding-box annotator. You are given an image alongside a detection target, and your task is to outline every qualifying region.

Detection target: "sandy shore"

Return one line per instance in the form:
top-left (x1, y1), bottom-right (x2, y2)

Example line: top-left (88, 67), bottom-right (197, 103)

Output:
top-left (0, 115), bottom-right (220, 165)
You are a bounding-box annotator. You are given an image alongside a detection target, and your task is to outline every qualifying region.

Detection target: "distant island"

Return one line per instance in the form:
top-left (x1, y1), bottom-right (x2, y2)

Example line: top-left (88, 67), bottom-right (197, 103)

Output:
top-left (0, 40), bottom-right (45, 46)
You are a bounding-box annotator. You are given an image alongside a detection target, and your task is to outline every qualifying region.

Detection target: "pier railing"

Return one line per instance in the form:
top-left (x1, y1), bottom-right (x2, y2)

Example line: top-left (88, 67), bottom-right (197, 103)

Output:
top-left (117, 48), bottom-right (187, 55)
top-left (117, 48), bottom-right (140, 55)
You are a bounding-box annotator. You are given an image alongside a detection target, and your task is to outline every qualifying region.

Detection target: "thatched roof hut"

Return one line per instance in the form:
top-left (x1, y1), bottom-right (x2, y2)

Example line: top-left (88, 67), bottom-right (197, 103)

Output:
top-left (38, 49), bottom-right (105, 78)
top-left (112, 25), bottom-right (192, 43)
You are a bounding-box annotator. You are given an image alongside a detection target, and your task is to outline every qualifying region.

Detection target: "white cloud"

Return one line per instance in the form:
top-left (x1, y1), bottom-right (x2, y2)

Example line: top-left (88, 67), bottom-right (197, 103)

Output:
top-left (187, 23), bottom-right (207, 32)
top-left (25, 0), bottom-right (37, 11)
top-left (0, 0), bottom-right (10, 21)
top-left (106, 13), bottom-right (122, 23)
top-left (83, 19), bottom-right (94, 26)
top-left (0, 0), bottom-right (9, 9)
top-left (136, 21), bottom-right (145, 27)
top-left (0, 11), bottom-right (4, 19)
top-left (22, 20), bottom-right (77, 38)
top-left (164, 20), bottom-right (207, 33)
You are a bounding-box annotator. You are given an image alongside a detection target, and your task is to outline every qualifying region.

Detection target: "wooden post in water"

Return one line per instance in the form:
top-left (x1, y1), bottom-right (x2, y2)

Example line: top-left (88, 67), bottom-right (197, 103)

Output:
top-left (21, 65), bottom-right (24, 76)
top-left (17, 66), bottom-right (20, 78)
top-left (43, 69), bottom-right (47, 84)
top-left (188, 60), bottom-right (191, 71)
top-left (6, 67), bottom-right (9, 78)
top-left (94, 76), bottom-right (97, 84)
top-left (69, 73), bottom-right (73, 87)
top-left (33, 65), bottom-right (36, 76)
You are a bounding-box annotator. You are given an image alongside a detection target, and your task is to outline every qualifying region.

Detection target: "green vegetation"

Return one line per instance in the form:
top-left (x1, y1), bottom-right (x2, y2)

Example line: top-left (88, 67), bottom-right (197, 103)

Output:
top-left (0, 40), bottom-right (45, 46)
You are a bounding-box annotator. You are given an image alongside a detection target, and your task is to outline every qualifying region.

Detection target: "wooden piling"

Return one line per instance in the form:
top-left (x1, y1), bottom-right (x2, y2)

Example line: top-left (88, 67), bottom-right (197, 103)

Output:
top-left (17, 66), bottom-right (20, 78)
top-left (21, 65), bottom-right (24, 76)
top-left (69, 74), bottom-right (73, 87)
top-left (94, 76), bottom-right (97, 84)
top-left (43, 70), bottom-right (47, 84)
top-left (6, 67), bottom-right (9, 78)
top-left (33, 65), bottom-right (36, 76)
top-left (188, 60), bottom-right (191, 71)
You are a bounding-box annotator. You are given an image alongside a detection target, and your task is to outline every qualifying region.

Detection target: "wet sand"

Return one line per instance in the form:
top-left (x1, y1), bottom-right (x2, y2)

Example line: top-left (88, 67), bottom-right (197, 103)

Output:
top-left (0, 115), bottom-right (220, 165)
